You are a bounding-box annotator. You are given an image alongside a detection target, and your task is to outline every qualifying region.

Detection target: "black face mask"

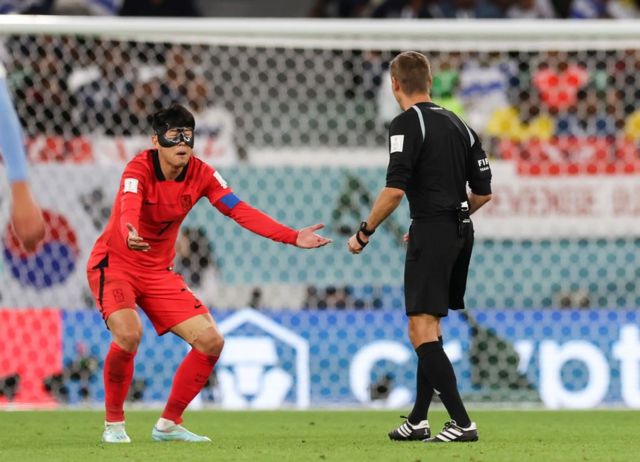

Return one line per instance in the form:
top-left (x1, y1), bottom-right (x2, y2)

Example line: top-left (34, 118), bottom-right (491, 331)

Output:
top-left (156, 127), bottom-right (195, 148)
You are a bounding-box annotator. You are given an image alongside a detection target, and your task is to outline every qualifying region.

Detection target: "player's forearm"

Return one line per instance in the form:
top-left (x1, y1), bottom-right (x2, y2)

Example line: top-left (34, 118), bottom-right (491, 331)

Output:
top-left (10, 181), bottom-right (32, 202)
top-left (365, 187), bottom-right (405, 230)
top-left (468, 192), bottom-right (492, 215)
top-left (0, 77), bottom-right (29, 183)
top-left (10, 181), bottom-right (45, 251)
top-left (227, 201), bottom-right (298, 245)
top-left (119, 199), bottom-right (142, 242)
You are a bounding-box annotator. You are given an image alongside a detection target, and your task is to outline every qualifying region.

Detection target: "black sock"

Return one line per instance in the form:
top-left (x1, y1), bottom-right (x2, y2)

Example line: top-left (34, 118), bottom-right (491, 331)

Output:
top-left (415, 340), bottom-right (471, 428)
top-left (407, 336), bottom-right (442, 425)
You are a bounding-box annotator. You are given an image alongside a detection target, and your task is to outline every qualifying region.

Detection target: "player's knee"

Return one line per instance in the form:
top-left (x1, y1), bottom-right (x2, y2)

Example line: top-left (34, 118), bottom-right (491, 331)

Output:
top-left (114, 328), bottom-right (142, 352)
top-left (193, 328), bottom-right (224, 356)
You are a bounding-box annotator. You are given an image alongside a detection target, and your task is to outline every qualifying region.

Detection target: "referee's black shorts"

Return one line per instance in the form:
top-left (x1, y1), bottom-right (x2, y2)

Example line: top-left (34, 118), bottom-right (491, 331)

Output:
top-left (404, 219), bottom-right (474, 317)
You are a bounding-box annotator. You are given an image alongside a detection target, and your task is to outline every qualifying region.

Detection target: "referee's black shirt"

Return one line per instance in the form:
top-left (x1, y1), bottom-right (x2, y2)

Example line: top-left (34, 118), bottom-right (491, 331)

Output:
top-left (385, 102), bottom-right (492, 220)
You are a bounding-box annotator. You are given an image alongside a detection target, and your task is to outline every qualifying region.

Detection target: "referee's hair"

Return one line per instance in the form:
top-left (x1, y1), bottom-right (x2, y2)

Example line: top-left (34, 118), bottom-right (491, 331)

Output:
top-left (390, 51), bottom-right (432, 95)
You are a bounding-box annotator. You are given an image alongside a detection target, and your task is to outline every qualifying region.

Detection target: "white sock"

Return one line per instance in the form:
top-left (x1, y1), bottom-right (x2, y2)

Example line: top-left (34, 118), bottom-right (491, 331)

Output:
top-left (156, 417), bottom-right (177, 431)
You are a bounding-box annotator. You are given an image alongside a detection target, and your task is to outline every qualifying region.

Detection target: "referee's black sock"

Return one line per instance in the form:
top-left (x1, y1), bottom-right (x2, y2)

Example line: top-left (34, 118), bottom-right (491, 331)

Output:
top-left (407, 336), bottom-right (442, 425)
top-left (415, 340), bottom-right (471, 429)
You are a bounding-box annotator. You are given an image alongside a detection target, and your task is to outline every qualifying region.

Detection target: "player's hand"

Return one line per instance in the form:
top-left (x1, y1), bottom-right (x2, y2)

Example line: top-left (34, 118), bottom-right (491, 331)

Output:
top-left (347, 232), bottom-right (368, 255)
top-left (295, 223), bottom-right (332, 249)
top-left (126, 223), bottom-right (150, 251)
top-left (10, 181), bottom-right (45, 252)
top-left (403, 232), bottom-right (409, 243)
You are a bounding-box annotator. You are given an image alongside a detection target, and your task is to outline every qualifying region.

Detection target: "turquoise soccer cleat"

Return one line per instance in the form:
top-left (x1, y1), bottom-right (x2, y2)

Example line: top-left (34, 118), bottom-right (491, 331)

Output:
top-left (151, 424), bottom-right (211, 442)
top-left (102, 422), bottom-right (131, 443)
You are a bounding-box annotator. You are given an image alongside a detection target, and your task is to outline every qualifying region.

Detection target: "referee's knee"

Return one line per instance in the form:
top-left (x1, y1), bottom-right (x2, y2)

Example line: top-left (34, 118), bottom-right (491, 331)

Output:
top-left (408, 315), bottom-right (440, 348)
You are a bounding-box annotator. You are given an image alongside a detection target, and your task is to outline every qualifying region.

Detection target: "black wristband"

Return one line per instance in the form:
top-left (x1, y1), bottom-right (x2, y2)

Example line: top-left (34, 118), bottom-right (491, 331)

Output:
top-left (359, 221), bottom-right (375, 236)
top-left (355, 231), bottom-right (368, 248)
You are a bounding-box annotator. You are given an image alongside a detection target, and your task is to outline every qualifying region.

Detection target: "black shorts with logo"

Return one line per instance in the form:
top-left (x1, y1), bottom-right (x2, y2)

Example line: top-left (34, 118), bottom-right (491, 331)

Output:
top-left (404, 219), bottom-right (474, 317)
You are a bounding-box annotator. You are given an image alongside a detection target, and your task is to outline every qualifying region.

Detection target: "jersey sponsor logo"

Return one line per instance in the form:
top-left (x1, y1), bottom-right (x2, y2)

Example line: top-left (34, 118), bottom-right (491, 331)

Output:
top-left (213, 170), bottom-right (228, 188)
top-left (180, 194), bottom-right (192, 211)
top-left (390, 135), bottom-right (404, 154)
top-left (123, 178), bottom-right (139, 194)
top-left (477, 158), bottom-right (490, 172)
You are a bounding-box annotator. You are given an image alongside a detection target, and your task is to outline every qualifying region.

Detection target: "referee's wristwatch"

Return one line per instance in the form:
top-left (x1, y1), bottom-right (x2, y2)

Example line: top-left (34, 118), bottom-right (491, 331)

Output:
top-left (356, 221), bottom-right (375, 248)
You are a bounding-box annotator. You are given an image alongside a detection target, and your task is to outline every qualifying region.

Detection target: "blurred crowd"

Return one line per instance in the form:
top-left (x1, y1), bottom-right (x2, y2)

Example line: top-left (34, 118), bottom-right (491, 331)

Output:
top-left (4, 32), bottom-right (640, 164)
top-left (1, 0), bottom-right (638, 18)
top-left (375, 49), bottom-right (640, 164)
top-left (2, 0), bottom-right (640, 163)
top-left (310, 0), bottom-right (640, 19)
top-left (4, 36), bottom-right (237, 145)
top-left (0, 0), bottom-right (199, 16)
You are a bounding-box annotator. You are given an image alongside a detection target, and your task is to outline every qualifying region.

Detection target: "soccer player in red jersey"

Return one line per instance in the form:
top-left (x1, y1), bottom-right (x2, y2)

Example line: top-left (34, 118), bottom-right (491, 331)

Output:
top-left (87, 104), bottom-right (330, 443)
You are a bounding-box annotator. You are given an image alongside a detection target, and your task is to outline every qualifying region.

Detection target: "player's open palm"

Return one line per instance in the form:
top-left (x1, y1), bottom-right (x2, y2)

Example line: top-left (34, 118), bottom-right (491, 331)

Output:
top-left (126, 223), bottom-right (150, 251)
top-left (296, 223), bottom-right (332, 249)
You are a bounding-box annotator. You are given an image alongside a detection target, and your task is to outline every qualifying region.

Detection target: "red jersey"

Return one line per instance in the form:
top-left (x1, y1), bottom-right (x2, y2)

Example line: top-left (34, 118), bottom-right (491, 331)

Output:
top-left (88, 149), bottom-right (298, 270)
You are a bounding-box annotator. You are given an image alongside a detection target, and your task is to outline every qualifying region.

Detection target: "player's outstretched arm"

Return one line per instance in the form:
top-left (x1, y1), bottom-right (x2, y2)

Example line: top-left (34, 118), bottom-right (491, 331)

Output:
top-left (295, 223), bottom-right (331, 249)
top-left (205, 169), bottom-right (330, 249)
top-left (0, 75), bottom-right (29, 183)
top-left (213, 194), bottom-right (331, 249)
top-left (1, 76), bottom-right (45, 251)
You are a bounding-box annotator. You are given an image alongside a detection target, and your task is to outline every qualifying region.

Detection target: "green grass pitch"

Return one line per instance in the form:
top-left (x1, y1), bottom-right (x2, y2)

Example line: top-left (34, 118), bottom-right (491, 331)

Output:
top-left (0, 410), bottom-right (637, 461)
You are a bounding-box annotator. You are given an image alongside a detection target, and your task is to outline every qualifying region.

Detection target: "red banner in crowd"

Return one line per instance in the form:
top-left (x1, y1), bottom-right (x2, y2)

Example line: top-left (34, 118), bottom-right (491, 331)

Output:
top-left (498, 137), bottom-right (640, 175)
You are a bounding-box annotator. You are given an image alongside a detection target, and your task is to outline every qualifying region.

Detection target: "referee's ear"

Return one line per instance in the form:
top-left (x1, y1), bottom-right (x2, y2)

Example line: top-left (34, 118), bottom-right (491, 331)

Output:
top-left (391, 76), bottom-right (401, 93)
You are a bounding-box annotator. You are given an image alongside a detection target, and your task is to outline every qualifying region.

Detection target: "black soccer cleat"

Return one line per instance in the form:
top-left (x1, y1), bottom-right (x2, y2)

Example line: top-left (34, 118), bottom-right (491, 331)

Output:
top-left (425, 420), bottom-right (478, 443)
top-left (388, 416), bottom-right (430, 441)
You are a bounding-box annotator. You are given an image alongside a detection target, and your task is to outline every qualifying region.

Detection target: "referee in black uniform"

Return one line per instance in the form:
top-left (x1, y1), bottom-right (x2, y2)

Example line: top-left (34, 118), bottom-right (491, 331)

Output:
top-left (347, 51), bottom-right (492, 443)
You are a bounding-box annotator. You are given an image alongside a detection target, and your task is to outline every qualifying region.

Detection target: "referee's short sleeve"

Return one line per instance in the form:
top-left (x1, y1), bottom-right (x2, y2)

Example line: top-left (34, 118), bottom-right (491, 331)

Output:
top-left (467, 128), bottom-right (492, 195)
top-left (385, 111), bottom-right (422, 191)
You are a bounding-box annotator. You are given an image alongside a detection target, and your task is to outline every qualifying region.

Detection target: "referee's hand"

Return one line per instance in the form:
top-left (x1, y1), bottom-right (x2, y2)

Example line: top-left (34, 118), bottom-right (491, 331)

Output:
top-left (296, 223), bottom-right (332, 249)
top-left (347, 233), bottom-right (368, 254)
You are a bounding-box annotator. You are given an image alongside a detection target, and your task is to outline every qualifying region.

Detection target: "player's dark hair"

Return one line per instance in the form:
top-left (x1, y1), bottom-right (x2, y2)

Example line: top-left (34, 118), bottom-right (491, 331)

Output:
top-left (151, 103), bottom-right (195, 134)
top-left (390, 51), bottom-right (432, 95)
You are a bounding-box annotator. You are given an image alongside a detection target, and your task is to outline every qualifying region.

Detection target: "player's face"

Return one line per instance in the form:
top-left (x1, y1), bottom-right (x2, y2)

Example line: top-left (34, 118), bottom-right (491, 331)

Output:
top-left (154, 129), bottom-right (194, 168)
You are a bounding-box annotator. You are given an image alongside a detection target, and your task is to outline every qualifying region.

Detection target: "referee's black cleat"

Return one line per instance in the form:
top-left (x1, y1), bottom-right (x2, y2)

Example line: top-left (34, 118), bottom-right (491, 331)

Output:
top-left (388, 416), bottom-right (430, 441)
top-left (425, 420), bottom-right (478, 443)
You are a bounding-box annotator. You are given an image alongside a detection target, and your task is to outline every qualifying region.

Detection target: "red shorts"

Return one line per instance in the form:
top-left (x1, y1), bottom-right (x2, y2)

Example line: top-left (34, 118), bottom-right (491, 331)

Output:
top-left (87, 253), bottom-right (208, 335)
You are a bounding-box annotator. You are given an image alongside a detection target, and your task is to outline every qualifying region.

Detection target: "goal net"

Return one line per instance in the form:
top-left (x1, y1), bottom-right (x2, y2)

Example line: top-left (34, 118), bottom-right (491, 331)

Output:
top-left (0, 17), bottom-right (639, 409)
